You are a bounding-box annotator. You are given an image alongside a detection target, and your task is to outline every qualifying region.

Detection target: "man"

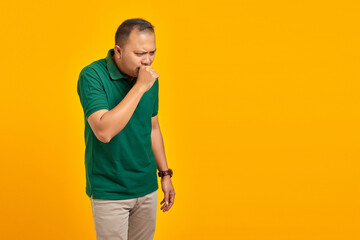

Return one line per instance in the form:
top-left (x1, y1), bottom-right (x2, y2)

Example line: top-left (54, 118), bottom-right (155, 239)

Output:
top-left (77, 18), bottom-right (175, 240)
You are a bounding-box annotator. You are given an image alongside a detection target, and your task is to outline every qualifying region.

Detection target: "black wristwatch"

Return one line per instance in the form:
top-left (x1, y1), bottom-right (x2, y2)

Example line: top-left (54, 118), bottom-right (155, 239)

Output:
top-left (158, 168), bottom-right (173, 178)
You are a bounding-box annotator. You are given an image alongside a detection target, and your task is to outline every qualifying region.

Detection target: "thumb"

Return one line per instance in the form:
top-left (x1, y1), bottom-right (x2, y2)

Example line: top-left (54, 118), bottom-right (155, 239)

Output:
top-left (164, 191), bottom-right (170, 206)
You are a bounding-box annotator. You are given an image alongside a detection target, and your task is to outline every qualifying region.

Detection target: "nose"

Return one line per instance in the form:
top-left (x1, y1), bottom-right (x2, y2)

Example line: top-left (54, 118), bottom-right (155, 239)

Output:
top-left (141, 54), bottom-right (151, 65)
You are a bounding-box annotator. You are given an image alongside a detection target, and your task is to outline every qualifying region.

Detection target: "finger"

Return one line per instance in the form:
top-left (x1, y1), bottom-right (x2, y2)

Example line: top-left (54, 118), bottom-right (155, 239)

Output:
top-left (161, 203), bottom-right (169, 211)
top-left (166, 202), bottom-right (174, 211)
top-left (164, 203), bottom-right (172, 211)
top-left (170, 192), bottom-right (175, 205)
top-left (166, 196), bottom-right (174, 211)
top-left (162, 201), bottom-right (168, 211)
top-left (160, 199), bottom-right (166, 210)
top-left (164, 191), bottom-right (175, 211)
top-left (152, 71), bottom-right (159, 78)
top-left (164, 192), bottom-right (170, 207)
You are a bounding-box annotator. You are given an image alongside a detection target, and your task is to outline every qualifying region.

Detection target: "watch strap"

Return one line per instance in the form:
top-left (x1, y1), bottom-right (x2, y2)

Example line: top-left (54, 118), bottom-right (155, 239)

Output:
top-left (158, 168), bottom-right (173, 178)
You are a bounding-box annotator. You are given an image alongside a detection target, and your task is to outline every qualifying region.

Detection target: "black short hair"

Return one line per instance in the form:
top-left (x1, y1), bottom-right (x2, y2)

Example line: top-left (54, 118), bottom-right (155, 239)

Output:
top-left (115, 18), bottom-right (155, 48)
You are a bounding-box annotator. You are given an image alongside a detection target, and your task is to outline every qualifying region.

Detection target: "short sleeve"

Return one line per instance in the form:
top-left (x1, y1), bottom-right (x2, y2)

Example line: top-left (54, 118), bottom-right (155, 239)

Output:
top-left (152, 78), bottom-right (159, 117)
top-left (77, 66), bottom-right (109, 119)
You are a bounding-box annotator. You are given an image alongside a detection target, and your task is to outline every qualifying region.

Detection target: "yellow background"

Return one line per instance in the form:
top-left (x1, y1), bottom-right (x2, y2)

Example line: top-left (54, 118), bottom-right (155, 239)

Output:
top-left (1, 0), bottom-right (359, 239)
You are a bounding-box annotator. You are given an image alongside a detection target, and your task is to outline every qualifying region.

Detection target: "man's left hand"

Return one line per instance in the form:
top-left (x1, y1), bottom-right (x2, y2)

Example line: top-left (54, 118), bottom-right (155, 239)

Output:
top-left (160, 176), bottom-right (175, 212)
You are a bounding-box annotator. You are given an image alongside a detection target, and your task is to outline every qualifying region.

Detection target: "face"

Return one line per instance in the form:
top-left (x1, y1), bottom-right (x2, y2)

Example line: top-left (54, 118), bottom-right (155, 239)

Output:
top-left (113, 28), bottom-right (156, 78)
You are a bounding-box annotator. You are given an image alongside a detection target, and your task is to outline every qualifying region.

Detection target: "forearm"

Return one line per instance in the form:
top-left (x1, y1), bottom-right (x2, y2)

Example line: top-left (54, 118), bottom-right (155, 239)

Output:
top-left (100, 84), bottom-right (146, 141)
top-left (151, 127), bottom-right (169, 171)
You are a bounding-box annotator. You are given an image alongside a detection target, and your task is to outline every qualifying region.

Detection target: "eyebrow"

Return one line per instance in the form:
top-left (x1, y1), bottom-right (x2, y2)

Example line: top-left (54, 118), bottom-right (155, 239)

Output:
top-left (135, 48), bottom-right (157, 53)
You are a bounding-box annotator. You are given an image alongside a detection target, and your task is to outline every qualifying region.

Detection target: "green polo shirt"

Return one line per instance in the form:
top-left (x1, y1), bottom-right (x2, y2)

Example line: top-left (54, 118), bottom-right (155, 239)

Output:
top-left (77, 48), bottom-right (159, 200)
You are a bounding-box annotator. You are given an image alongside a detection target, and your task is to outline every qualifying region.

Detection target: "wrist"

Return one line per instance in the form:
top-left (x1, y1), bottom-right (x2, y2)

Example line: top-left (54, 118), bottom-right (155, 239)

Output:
top-left (161, 175), bottom-right (171, 181)
top-left (158, 168), bottom-right (173, 178)
top-left (133, 82), bottom-right (147, 94)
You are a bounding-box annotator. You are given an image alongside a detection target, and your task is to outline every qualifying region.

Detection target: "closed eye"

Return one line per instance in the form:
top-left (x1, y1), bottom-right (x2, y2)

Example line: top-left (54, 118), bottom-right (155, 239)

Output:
top-left (135, 50), bottom-right (156, 56)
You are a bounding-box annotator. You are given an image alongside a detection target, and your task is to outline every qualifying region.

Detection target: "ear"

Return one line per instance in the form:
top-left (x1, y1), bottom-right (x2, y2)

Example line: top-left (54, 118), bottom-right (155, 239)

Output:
top-left (114, 45), bottom-right (123, 59)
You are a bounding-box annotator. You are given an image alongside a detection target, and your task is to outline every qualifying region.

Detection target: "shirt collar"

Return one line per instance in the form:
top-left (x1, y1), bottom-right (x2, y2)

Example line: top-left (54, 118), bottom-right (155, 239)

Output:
top-left (106, 48), bottom-right (136, 81)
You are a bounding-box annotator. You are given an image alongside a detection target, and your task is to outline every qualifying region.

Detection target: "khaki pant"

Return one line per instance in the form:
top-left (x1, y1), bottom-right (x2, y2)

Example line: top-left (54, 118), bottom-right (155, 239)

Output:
top-left (90, 190), bottom-right (158, 240)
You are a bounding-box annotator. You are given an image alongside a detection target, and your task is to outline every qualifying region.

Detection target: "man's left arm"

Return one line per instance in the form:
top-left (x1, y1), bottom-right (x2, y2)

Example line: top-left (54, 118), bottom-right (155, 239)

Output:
top-left (151, 115), bottom-right (175, 212)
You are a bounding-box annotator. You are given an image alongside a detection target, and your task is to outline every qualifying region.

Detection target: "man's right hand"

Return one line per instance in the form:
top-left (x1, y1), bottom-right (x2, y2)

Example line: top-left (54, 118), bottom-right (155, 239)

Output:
top-left (136, 65), bottom-right (159, 92)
